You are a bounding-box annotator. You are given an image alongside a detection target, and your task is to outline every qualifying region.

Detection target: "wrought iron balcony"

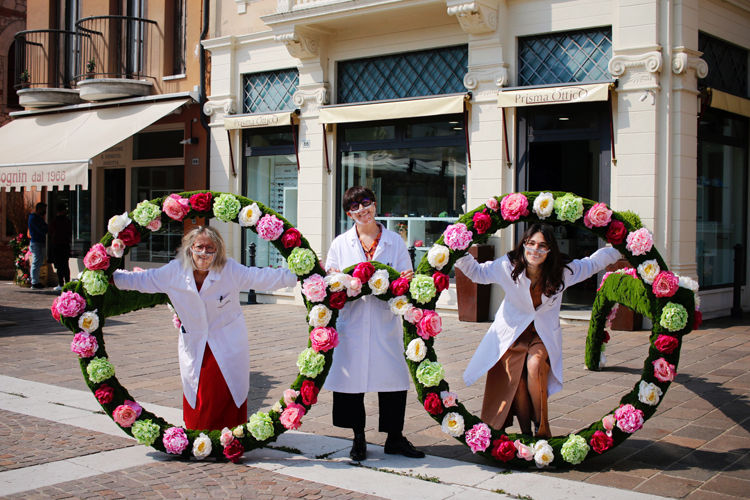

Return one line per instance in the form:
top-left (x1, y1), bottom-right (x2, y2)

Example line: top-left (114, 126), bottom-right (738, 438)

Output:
top-left (14, 29), bottom-right (79, 89)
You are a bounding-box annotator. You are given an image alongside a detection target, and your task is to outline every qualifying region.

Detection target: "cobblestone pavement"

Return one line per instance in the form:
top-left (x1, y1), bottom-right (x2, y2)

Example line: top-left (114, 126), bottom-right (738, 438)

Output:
top-left (2, 283), bottom-right (750, 498)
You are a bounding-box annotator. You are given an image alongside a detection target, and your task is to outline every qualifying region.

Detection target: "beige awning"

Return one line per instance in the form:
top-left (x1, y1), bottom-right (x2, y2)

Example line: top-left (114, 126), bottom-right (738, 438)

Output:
top-left (710, 89), bottom-right (750, 118)
top-left (319, 94), bottom-right (469, 125)
top-left (223, 110), bottom-right (299, 130)
top-left (0, 98), bottom-right (189, 190)
top-left (498, 82), bottom-right (611, 108)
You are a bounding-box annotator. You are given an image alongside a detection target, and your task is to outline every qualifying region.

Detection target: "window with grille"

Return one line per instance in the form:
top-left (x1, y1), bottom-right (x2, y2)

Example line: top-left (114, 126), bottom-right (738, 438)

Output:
top-left (699, 33), bottom-right (748, 98)
top-left (243, 69), bottom-right (299, 114)
top-left (337, 46), bottom-right (468, 104)
top-left (518, 28), bottom-right (612, 86)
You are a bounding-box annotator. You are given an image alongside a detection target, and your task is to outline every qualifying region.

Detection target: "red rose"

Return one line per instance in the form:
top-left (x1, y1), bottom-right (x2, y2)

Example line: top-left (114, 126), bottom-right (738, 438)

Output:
top-left (223, 438), bottom-right (245, 463)
top-left (352, 262), bottom-right (375, 283)
top-left (590, 430), bottom-right (613, 454)
top-left (603, 330), bottom-right (610, 344)
top-left (281, 228), bottom-right (302, 249)
top-left (300, 380), bottom-right (319, 406)
top-left (606, 220), bottom-right (627, 245)
top-left (95, 384), bottom-right (114, 404)
top-left (329, 291), bottom-right (347, 310)
top-left (654, 334), bottom-right (678, 354)
top-left (491, 435), bottom-right (516, 462)
top-left (433, 272), bottom-right (450, 293)
top-left (189, 192), bottom-right (213, 212)
top-left (423, 393), bottom-right (443, 415)
top-left (118, 224), bottom-right (141, 246)
top-left (390, 277), bottom-right (410, 296)
top-left (51, 297), bottom-right (61, 322)
top-left (693, 310), bottom-right (703, 330)
top-left (472, 210), bottom-right (492, 235)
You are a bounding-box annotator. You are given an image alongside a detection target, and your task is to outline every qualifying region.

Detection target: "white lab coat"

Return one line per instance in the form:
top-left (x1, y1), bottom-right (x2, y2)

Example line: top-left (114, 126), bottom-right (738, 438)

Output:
top-left (113, 258), bottom-right (296, 408)
top-left (456, 246), bottom-right (621, 396)
top-left (324, 225), bottom-right (413, 393)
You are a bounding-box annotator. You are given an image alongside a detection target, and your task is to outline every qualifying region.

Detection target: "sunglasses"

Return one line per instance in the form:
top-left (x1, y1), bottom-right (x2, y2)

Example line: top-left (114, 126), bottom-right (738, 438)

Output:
top-left (348, 198), bottom-right (374, 213)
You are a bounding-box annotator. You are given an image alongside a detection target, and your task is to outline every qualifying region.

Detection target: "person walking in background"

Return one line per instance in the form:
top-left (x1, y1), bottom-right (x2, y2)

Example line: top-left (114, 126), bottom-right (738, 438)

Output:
top-left (48, 202), bottom-right (72, 292)
top-left (28, 202), bottom-right (48, 290)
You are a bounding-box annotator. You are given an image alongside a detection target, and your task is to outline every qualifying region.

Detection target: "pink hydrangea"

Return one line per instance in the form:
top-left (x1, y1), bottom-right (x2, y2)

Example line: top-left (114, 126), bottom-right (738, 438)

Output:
top-left (653, 358), bottom-right (677, 382)
top-left (625, 228), bottom-right (654, 256)
top-left (163, 427), bottom-right (189, 455)
top-left (583, 203), bottom-right (613, 228)
top-left (280, 402), bottom-right (305, 430)
top-left (597, 271), bottom-right (613, 291)
top-left (500, 193), bottom-right (530, 222)
top-left (465, 423), bottom-right (492, 453)
top-left (302, 274), bottom-right (327, 303)
top-left (163, 194), bottom-right (190, 221)
top-left (443, 223), bottom-right (473, 251)
top-left (256, 214), bottom-right (285, 241)
top-left (83, 243), bottom-right (110, 271)
top-left (310, 326), bottom-right (339, 353)
top-left (622, 268), bottom-right (638, 279)
top-left (614, 404), bottom-right (644, 433)
top-left (652, 271), bottom-right (679, 298)
top-left (417, 310), bottom-right (442, 339)
top-left (56, 291), bottom-right (87, 318)
top-left (71, 332), bottom-right (98, 358)
top-left (485, 198), bottom-right (499, 212)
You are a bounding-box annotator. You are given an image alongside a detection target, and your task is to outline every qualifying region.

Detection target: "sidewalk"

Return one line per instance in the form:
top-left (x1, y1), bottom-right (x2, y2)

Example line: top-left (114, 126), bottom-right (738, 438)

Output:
top-left (1, 282), bottom-right (749, 499)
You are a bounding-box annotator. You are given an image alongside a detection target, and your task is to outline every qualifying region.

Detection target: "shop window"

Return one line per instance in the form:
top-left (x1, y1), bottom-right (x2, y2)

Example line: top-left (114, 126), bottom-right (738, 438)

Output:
top-left (133, 130), bottom-right (184, 160)
top-left (130, 166), bottom-right (184, 263)
top-left (518, 28), bottom-right (612, 86)
top-left (242, 69), bottom-right (299, 114)
top-left (699, 33), bottom-right (748, 98)
top-left (337, 46), bottom-right (468, 104)
top-left (46, 174), bottom-right (92, 258)
top-left (697, 108), bottom-right (748, 288)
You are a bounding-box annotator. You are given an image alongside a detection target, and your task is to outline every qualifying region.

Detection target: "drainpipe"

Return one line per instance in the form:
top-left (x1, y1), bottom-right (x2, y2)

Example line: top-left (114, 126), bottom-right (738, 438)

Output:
top-left (199, 0), bottom-right (210, 195)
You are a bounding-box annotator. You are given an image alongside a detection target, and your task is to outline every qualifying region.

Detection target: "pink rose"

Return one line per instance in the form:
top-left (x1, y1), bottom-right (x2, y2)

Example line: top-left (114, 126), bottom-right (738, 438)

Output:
top-left (514, 440), bottom-right (534, 460)
top-left (584, 203), bottom-right (613, 228)
top-left (653, 357), bottom-right (676, 382)
top-left (147, 219), bottom-right (162, 232)
top-left (652, 271), bottom-right (679, 298)
top-left (57, 291), bottom-right (87, 318)
top-left (163, 194), bottom-right (190, 221)
top-left (472, 210), bottom-right (492, 234)
top-left (84, 243), bottom-right (110, 271)
top-left (614, 404), bottom-right (644, 433)
top-left (95, 384), bottom-right (114, 404)
top-left (283, 389), bottom-right (300, 406)
top-left (310, 326), bottom-right (339, 353)
top-left (606, 220), bottom-right (627, 245)
top-left (404, 306), bottom-right (424, 325)
top-left (352, 262), bottom-right (375, 283)
top-left (281, 228), bottom-right (302, 249)
top-left (347, 277), bottom-right (362, 297)
top-left (500, 193), bottom-right (530, 222)
top-left (107, 239), bottom-right (125, 258)
top-left (433, 272), bottom-right (449, 293)
top-left (51, 298), bottom-right (61, 322)
top-left (602, 414), bottom-right (616, 435)
top-left (654, 334), bottom-right (678, 354)
top-left (441, 391), bottom-right (458, 408)
top-left (625, 228), bottom-right (654, 256)
top-left (414, 240), bottom-right (424, 247)
top-left (172, 314), bottom-right (181, 330)
top-left (329, 291), bottom-right (347, 310)
top-left (443, 223), bottom-right (473, 251)
top-left (280, 402), bottom-right (305, 430)
top-left (590, 430), bottom-right (613, 454)
top-left (118, 224), bottom-right (141, 246)
top-left (189, 192), bottom-right (213, 212)
top-left (390, 277), bottom-right (410, 296)
top-left (417, 310), bottom-right (442, 339)
top-left (220, 427), bottom-right (234, 447)
top-left (113, 404), bottom-right (139, 427)
top-left (163, 427), bottom-right (189, 455)
top-left (256, 214), bottom-right (285, 241)
top-left (223, 438), bottom-right (244, 463)
top-left (302, 274), bottom-right (327, 303)
top-left (465, 423), bottom-right (492, 453)
top-left (71, 332), bottom-right (98, 358)
top-left (300, 380), bottom-right (319, 406)
top-left (486, 198), bottom-right (499, 212)
top-left (423, 393), bottom-right (443, 415)
top-left (491, 435), bottom-right (516, 462)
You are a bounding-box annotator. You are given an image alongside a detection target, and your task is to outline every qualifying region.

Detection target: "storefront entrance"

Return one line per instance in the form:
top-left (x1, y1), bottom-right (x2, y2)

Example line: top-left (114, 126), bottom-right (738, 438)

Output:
top-left (517, 101), bottom-right (612, 308)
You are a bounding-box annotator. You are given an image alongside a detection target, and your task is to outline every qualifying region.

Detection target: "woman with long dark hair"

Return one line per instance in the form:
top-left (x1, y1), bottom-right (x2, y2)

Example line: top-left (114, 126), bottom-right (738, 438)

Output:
top-left (455, 223), bottom-right (621, 437)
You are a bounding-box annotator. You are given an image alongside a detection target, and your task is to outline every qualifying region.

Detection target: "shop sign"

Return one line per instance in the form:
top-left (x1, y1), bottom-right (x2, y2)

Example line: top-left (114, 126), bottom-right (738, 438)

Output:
top-left (224, 111), bottom-right (294, 130)
top-left (498, 83), bottom-right (610, 108)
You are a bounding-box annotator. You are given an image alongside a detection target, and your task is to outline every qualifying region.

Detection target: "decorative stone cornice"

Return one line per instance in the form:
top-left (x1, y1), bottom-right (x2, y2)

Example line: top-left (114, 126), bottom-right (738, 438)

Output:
top-left (274, 27), bottom-right (320, 59)
top-left (203, 96), bottom-right (237, 118)
top-left (463, 63), bottom-right (508, 101)
top-left (292, 85), bottom-right (330, 113)
top-left (608, 47), bottom-right (663, 91)
top-left (236, 0), bottom-right (248, 13)
top-left (446, 1), bottom-right (498, 34)
top-left (672, 47), bottom-right (708, 94)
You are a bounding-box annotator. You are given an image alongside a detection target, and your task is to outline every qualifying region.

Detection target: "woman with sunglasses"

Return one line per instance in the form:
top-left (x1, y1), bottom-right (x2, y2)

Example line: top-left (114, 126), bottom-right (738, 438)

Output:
top-left (112, 226), bottom-right (296, 431)
top-left (324, 186), bottom-right (424, 461)
top-left (455, 223), bottom-right (621, 437)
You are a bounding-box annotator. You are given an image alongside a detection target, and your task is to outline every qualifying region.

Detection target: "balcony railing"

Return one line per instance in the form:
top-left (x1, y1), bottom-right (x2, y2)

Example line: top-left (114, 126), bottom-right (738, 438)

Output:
top-left (14, 29), bottom-right (80, 89)
top-left (75, 15), bottom-right (158, 81)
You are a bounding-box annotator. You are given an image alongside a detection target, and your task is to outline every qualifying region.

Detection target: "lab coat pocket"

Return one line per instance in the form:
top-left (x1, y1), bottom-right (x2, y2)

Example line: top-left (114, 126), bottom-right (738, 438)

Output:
top-left (213, 313), bottom-right (246, 355)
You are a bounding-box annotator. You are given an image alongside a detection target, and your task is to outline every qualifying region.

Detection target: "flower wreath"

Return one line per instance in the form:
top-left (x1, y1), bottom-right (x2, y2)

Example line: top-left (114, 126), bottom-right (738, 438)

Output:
top-left (51, 190), bottom-right (697, 467)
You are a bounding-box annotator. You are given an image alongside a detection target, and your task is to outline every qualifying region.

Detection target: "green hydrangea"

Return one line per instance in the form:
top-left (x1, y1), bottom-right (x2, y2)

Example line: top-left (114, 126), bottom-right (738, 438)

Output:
top-left (132, 419), bottom-right (161, 446)
top-left (561, 434), bottom-right (590, 465)
top-left (297, 348), bottom-right (326, 378)
top-left (247, 412), bottom-right (275, 441)
top-left (410, 275), bottom-right (437, 304)
top-left (288, 248), bottom-right (316, 276)
top-left (553, 193), bottom-right (584, 222)
top-left (660, 302), bottom-right (688, 332)
top-left (81, 270), bottom-right (108, 296)
top-left (416, 360), bottom-right (444, 387)
top-left (86, 356), bottom-right (115, 383)
top-left (131, 200), bottom-right (162, 227)
top-left (213, 194), bottom-right (241, 222)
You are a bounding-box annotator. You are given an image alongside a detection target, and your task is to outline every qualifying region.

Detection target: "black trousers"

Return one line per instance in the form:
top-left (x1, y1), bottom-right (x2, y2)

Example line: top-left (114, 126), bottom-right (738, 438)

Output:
top-left (332, 390), bottom-right (406, 434)
top-left (50, 244), bottom-right (70, 286)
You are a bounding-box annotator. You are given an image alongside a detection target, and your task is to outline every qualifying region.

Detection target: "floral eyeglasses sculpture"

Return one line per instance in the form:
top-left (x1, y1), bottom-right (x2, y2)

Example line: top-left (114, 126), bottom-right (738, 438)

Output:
top-left (52, 190), bottom-right (699, 467)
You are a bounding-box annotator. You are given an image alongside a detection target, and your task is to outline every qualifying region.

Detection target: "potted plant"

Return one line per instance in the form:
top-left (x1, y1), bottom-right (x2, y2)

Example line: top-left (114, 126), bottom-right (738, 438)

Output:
top-left (86, 59), bottom-right (96, 79)
top-left (19, 70), bottom-right (30, 88)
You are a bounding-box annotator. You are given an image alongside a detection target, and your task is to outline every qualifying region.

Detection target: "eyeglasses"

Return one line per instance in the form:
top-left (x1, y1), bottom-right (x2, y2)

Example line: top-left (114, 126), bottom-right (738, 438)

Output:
top-left (192, 244), bottom-right (217, 255)
top-left (524, 242), bottom-right (550, 254)
top-left (348, 198), bottom-right (374, 213)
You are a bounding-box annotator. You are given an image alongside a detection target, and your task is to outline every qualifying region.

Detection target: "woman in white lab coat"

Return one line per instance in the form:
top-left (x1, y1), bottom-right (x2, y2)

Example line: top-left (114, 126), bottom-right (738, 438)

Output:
top-left (325, 186), bottom-right (424, 461)
top-left (455, 223), bottom-right (620, 438)
top-left (113, 226), bottom-right (296, 431)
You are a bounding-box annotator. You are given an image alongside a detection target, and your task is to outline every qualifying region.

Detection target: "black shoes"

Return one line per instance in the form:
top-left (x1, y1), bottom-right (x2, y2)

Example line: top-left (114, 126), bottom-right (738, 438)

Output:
top-left (31, 283), bottom-right (45, 289)
top-left (350, 432), bottom-right (367, 461)
top-left (384, 436), bottom-right (425, 459)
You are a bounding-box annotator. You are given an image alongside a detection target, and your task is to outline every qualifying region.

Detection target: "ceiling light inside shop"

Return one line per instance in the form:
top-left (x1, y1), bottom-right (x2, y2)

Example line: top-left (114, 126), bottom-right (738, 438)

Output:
top-left (559, 117), bottom-right (569, 121)
top-left (449, 121), bottom-right (459, 124)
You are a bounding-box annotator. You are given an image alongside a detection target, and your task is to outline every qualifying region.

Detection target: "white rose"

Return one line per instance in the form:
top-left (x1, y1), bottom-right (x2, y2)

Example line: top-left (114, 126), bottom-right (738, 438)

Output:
top-left (368, 269), bottom-right (390, 295)
top-left (441, 412), bottom-right (465, 437)
top-left (405, 338), bottom-right (427, 362)
top-left (678, 275), bottom-right (699, 293)
top-left (238, 203), bottom-right (262, 227)
top-left (308, 304), bottom-right (332, 328)
top-left (325, 273), bottom-right (348, 292)
top-left (346, 277), bottom-right (362, 297)
top-left (107, 212), bottom-right (132, 238)
top-left (388, 296), bottom-right (410, 315)
top-left (271, 402), bottom-right (282, 413)
top-left (533, 440), bottom-right (554, 467)
top-left (637, 260), bottom-right (660, 284)
top-left (638, 380), bottom-right (663, 406)
top-left (232, 426), bottom-right (245, 438)
top-left (78, 310), bottom-right (100, 333)
top-left (106, 239), bottom-right (125, 258)
top-left (427, 245), bottom-right (450, 270)
top-left (220, 427), bottom-right (234, 447)
top-left (533, 192), bottom-right (555, 219)
top-left (192, 433), bottom-right (212, 459)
